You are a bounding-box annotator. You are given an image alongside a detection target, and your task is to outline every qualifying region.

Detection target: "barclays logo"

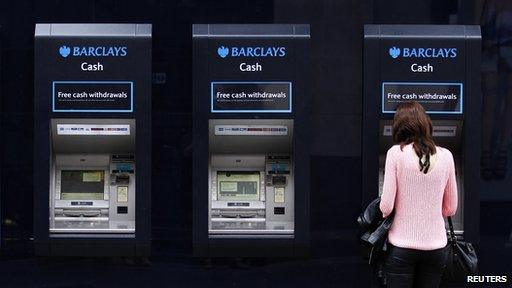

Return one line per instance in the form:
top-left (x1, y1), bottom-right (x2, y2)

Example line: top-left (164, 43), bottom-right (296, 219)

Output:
top-left (389, 46), bottom-right (457, 59)
top-left (59, 46), bottom-right (71, 58)
top-left (217, 46), bottom-right (229, 58)
top-left (217, 45), bottom-right (286, 58)
top-left (58, 45), bottom-right (128, 58)
top-left (389, 47), bottom-right (400, 58)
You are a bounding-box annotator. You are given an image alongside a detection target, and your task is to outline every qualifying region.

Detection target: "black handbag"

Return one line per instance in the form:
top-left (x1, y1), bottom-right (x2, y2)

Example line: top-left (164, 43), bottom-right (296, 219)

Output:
top-left (357, 197), bottom-right (394, 265)
top-left (444, 216), bottom-right (478, 280)
top-left (358, 197), bottom-right (393, 287)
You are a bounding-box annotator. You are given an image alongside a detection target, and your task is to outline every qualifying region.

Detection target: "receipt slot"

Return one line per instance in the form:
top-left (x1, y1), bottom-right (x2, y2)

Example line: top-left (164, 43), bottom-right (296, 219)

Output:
top-left (193, 24), bottom-right (311, 257)
top-left (362, 25), bottom-right (481, 243)
top-left (34, 24), bottom-right (151, 256)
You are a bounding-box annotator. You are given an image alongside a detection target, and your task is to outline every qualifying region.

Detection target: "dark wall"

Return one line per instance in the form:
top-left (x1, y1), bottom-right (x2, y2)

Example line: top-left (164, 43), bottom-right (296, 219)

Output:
top-left (274, 0), bottom-right (366, 244)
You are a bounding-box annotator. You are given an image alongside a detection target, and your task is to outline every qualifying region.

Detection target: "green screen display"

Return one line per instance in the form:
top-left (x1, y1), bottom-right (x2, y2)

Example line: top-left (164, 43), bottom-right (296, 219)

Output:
top-left (217, 171), bottom-right (260, 201)
top-left (60, 170), bottom-right (105, 200)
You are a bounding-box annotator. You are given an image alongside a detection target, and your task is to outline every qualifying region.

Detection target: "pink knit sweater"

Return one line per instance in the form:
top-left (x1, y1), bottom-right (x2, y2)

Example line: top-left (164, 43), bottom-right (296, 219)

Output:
top-left (380, 144), bottom-right (458, 250)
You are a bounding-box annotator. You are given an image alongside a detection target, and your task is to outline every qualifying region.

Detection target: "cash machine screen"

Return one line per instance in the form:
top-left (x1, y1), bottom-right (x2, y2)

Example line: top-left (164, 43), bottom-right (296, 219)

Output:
top-left (217, 172), bottom-right (260, 201)
top-left (60, 170), bottom-right (105, 200)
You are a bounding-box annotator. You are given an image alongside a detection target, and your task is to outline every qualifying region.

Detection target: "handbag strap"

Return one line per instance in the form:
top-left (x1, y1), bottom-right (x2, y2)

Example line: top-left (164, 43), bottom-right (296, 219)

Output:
top-left (447, 216), bottom-right (456, 242)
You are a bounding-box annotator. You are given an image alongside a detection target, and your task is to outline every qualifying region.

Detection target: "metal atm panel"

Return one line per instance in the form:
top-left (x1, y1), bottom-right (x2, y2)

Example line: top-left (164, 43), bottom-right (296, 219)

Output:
top-left (49, 119), bottom-right (136, 235)
top-left (208, 119), bottom-right (295, 236)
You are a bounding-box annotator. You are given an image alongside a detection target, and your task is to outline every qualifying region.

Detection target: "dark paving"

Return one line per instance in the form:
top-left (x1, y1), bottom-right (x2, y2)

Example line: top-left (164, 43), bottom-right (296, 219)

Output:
top-left (0, 235), bottom-right (510, 288)
top-left (0, 255), bottom-right (370, 288)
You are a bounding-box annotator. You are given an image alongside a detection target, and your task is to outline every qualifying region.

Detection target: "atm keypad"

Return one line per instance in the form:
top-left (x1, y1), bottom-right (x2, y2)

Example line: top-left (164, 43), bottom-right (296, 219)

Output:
top-left (117, 206), bottom-right (128, 214)
top-left (274, 207), bottom-right (285, 215)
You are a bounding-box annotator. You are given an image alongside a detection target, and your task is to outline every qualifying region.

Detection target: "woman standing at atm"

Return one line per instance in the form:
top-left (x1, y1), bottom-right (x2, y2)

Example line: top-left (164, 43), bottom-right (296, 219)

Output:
top-left (380, 101), bottom-right (458, 288)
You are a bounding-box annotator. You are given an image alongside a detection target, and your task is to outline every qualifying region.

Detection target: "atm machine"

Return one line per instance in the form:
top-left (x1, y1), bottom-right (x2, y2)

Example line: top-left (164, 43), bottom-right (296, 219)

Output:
top-left (34, 24), bottom-right (151, 256)
top-left (192, 24), bottom-right (310, 257)
top-left (362, 25), bottom-right (481, 243)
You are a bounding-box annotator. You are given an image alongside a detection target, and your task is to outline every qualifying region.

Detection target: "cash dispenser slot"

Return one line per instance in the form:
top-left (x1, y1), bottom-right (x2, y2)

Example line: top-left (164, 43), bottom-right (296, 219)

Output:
top-left (61, 209), bottom-right (104, 218)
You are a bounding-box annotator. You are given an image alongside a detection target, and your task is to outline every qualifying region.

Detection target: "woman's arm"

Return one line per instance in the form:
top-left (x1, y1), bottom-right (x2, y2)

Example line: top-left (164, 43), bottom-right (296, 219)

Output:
top-left (442, 150), bottom-right (458, 217)
top-left (380, 147), bottom-right (398, 218)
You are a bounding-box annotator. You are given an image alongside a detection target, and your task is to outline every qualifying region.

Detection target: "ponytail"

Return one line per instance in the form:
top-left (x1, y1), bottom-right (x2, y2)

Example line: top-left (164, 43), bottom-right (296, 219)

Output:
top-left (413, 136), bottom-right (436, 174)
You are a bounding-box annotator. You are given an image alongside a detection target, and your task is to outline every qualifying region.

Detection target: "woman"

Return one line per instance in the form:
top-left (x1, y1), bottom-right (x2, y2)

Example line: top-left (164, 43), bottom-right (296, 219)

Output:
top-left (380, 101), bottom-right (458, 288)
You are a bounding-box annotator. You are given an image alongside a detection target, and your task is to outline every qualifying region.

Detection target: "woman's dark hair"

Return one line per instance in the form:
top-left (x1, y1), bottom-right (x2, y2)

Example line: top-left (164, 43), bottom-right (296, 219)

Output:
top-left (392, 101), bottom-right (437, 173)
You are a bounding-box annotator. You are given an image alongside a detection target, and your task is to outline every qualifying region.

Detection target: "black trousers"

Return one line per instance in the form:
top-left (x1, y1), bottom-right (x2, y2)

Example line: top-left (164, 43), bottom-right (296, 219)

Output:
top-left (385, 244), bottom-right (448, 288)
